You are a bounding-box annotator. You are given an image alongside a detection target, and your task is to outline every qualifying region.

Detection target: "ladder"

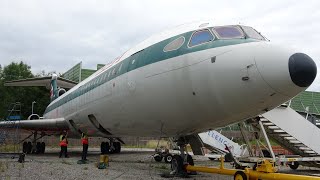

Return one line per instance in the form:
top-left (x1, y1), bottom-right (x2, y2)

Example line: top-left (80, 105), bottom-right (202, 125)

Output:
top-left (260, 106), bottom-right (320, 167)
top-left (260, 118), bottom-right (318, 157)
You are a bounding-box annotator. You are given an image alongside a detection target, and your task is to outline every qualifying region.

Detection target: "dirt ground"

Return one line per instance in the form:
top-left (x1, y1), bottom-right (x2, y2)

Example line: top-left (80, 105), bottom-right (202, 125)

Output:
top-left (0, 147), bottom-right (319, 180)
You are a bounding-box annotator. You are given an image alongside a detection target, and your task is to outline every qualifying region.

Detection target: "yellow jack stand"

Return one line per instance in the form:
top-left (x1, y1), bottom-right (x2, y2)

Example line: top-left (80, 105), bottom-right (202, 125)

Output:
top-left (185, 157), bottom-right (320, 180)
top-left (98, 154), bottom-right (109, 169)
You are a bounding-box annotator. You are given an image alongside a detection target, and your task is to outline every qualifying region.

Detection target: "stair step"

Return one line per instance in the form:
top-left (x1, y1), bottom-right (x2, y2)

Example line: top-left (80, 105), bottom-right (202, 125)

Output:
top-left (305, 150), bottom-right (316, 154)
top-left (289, 140), bottom-right (302, 144)
top-left (277, 134), bottom-right (291, 137)
top-left (263, 123), bottom-right (274, 126)
top-left (268, 126), bottom-right (280, 129)
top-left (284, 137), bottom-right (296, 140)
top-left (260, 118), bottom-right (269, 122)
top-left (309, 154), bottom-right (318, 156)
top-left (273, 130), bottom-right (285, 133)
top-left (299, 147), bottom-right (312, 150)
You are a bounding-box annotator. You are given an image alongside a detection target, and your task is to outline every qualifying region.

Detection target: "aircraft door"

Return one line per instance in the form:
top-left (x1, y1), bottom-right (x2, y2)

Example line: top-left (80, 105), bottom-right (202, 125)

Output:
top-left (127, 50), bottom-right (144, 72)
top-left (126, 50), bottom-right (146, 94)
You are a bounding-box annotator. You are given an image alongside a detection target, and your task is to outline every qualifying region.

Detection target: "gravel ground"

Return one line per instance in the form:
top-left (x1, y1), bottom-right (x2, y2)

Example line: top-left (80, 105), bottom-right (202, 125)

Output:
top-left (0, 148), bottom-right (319, 180)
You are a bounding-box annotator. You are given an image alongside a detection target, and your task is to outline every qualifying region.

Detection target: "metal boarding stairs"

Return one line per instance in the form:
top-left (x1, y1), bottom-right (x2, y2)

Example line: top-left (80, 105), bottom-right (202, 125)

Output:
top-left (260, 105), bottom-right (320, 167)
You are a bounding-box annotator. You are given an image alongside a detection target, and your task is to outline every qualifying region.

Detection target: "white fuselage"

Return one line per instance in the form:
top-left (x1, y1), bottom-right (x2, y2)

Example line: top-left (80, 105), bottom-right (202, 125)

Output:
top-left (43, 22), bottom-right (312, 138)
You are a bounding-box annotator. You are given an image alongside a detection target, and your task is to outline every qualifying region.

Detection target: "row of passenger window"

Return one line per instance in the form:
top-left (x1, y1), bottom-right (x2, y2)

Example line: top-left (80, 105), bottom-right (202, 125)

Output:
top-left (47, 49), bottom-right (150, 113)
top-left (47, 59), bottom-right (132, 113)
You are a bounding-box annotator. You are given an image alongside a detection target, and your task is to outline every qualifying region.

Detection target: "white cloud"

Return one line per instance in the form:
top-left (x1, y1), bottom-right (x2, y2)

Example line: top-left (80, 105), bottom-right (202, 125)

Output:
top-left (0, 0), bottom-right (320, 89)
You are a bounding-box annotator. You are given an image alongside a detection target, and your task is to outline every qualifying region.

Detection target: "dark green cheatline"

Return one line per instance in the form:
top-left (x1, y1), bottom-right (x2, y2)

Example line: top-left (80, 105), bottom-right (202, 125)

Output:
top-left (44, 28), bottom-right (258, 114)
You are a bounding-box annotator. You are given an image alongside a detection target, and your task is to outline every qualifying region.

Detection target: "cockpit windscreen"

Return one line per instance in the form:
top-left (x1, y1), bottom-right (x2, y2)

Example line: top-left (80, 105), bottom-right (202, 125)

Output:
top-left (241, 26), bottom-right (266, 41)
top-left (213, 26), bottom-right (244, 39)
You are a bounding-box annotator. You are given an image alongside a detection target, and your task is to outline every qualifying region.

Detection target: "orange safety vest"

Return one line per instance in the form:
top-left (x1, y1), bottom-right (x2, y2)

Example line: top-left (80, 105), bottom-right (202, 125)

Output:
top-left (60, 138), bottom-right (68, 147)
top-left (81, 137), bottom-right (88, 145)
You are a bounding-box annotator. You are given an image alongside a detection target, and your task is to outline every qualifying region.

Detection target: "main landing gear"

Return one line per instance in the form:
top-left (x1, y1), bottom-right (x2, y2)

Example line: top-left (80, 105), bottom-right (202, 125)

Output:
top-left (100, 138), bottom-right (122, 154)
top-left (154, 147), bottom-right (174, 163)
top-left (21, 131), bottom-right (46, 154)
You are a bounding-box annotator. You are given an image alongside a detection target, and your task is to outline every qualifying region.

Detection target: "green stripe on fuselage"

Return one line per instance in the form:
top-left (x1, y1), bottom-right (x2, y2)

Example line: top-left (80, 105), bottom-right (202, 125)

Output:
top-left (44, 28), bottom-right (259, 114)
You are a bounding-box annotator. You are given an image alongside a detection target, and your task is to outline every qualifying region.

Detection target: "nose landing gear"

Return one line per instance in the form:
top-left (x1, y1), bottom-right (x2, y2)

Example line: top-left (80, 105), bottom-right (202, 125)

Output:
top-left (170, 137), bottom-right (195, 176)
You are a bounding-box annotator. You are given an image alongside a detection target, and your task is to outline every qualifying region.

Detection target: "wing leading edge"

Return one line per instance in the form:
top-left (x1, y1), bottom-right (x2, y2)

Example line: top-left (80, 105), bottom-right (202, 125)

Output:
top-left (0, 118), bottom-right (69, 131)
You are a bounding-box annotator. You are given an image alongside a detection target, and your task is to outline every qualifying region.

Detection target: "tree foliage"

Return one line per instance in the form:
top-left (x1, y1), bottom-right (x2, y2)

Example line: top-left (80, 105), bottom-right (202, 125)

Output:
top-left (0, 61), bottom-right (50, 119)
top-left (2, 61), bottom-right (34, 81)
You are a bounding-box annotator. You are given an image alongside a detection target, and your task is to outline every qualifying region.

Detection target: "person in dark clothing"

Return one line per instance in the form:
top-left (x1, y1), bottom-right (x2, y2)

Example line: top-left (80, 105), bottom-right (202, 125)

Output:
top-left (81, 133), bottom-right (89, 160)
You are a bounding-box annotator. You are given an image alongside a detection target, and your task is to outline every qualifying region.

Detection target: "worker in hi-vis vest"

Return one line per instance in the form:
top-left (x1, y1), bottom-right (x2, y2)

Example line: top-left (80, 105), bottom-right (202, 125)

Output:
top-left (59, 131), bottom-right (69, 158)
top-left (81, 133), bottom-right (89, 160)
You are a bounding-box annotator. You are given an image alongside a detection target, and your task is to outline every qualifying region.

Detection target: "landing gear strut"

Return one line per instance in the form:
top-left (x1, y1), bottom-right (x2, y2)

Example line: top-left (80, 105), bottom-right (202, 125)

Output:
top-left (153, 147), bottom-right (173, 163)
top-left (170, 137), bottom-right (194, 175)
top-left (21, 131), bottom-right (46, 154)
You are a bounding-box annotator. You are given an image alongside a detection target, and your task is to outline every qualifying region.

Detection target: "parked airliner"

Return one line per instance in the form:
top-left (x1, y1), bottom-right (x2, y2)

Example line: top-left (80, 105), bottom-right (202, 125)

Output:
top-left (2, 21), bottom-right (317, 157)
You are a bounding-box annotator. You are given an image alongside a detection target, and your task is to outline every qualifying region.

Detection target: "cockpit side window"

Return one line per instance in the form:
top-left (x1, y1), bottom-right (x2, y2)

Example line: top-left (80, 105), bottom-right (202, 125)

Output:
top-left (163, 36), bottom-right (185, 52)
top-left (241, 26), bottom-right (265, 41)
top-left (213, 26), bottom-right (244, 39)
top-left (189, 29), bottom-right (214, 47)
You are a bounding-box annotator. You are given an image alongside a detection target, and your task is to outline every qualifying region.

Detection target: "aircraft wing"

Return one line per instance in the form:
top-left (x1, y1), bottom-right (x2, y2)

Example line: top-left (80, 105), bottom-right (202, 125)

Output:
top-left (0, 118), bottom-right (69, 131)
top-left (4, 76), bottom-right (77, 89)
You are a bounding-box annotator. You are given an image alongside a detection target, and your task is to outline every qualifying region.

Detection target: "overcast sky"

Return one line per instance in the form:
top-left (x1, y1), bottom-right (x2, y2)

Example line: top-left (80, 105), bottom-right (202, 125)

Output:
top-left (0, 0), bottom-right (320, 90)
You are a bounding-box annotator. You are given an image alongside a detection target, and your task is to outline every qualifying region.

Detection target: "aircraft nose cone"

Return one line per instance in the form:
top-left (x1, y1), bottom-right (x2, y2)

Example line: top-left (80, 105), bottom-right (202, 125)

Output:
top-left (289, 53), bottom-right (317, 87)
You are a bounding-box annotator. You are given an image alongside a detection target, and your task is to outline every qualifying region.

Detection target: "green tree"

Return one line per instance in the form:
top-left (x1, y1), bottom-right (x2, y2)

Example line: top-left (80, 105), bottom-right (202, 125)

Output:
top-left (0, 65), bottom-right (5, 119)
top-left (0, 64), bottom-right (2, 77)
top-left (2, 61), bottom-right (33, 81)
top-left (0, 61), bottom-right (50, 119)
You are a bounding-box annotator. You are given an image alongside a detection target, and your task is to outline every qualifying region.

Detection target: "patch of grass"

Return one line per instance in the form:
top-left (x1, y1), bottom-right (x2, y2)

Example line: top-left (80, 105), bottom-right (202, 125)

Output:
top-left (246, 139), bottom-right (279, 147)
top-left (0, 161), bottom-right (8, 173)
top-left (17, 162), bottom-right (24, 169)
top-left (123, 140), bottom-right (170, 149)
top-left (0, 144), bottom-right (19, 152)
top-left (235, 139), bottom-right (279, 146)
top-left (146, 140), bottom-right (169, 149)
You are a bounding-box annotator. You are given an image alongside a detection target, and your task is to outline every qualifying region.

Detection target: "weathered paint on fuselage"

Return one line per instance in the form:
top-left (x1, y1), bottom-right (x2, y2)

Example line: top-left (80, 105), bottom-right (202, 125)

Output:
top-left (43, 23), bottom-right (307, 138)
